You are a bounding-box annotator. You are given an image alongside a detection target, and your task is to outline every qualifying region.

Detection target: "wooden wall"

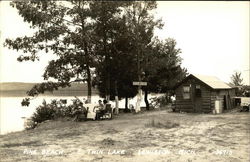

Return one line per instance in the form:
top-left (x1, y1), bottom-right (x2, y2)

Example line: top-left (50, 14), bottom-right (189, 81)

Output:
top-left (175, 79), bottom-right (193, 112)
top-left (175, 78), bottom-right (213, 113)
top-left (175, 76), bottom-right (236, 113)
top-left (200, 84), bottom-right (212, 113)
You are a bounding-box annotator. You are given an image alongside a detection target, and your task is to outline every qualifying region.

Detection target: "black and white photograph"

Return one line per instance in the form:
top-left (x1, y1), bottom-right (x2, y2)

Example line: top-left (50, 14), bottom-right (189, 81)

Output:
top-left (0, 1), bottom-right (249, 162)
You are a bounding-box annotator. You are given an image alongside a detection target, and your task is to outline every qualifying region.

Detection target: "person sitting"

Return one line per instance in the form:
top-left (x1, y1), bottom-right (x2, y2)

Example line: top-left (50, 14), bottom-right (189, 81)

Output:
top-left (98, 100), bottom-right (104, 109)
top-left (103, 99), bottom-right (108, 108)
top-left (100, 100), bottom-right (108, 114)
top-left (95, 99), bottom-right (108, 120)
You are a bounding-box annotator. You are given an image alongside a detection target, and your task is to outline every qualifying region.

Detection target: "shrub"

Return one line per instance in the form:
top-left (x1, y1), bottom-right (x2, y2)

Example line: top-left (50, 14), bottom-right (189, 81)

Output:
top-left (26, 97), bottom-right (88, 129)
top-left (65, 98), bottom-right (88, 121)
top-left (31, 100), bottom-right (56, 123)
top-left (65, 98), bottom-right (87, 117)
top-left (149, 95), bottom-right (169, 108)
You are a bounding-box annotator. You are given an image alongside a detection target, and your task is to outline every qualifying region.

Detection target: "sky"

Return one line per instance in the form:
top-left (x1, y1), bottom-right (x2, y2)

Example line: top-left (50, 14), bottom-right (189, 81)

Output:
top-left (0, 1), bottom-right (249, 85)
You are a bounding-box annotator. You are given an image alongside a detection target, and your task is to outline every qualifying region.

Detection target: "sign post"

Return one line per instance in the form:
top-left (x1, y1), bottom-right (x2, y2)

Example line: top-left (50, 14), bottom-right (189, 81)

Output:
top-left (133, 82), bottom-right (147, 113)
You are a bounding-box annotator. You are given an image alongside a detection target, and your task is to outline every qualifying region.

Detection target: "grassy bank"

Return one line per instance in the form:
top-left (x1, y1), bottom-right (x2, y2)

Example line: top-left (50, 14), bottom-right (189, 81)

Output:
top-left (0, 110), bottom-right (249, 162)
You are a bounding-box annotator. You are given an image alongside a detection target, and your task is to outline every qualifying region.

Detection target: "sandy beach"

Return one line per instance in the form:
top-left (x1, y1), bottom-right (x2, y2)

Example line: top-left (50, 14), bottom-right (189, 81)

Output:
top-left (0, 109), bottom-right (249, 162)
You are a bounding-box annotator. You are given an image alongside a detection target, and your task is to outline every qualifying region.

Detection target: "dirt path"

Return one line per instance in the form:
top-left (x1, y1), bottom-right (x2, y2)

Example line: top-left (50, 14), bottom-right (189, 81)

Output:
top-left (0, 110), bottom-right (249, 162)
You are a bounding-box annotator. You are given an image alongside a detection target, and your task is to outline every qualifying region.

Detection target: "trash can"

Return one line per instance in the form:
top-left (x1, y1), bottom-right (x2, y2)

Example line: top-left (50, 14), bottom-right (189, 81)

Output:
top-left (215, 100), bottom-right (222, 114)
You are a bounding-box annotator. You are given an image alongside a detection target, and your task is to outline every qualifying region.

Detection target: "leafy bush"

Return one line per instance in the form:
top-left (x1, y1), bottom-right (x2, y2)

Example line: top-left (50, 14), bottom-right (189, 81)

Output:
top-left (31, 100), bottom-right (56, 123)
top-left (26, 98), bottom-right (87, 129)
top-left (65, 98), bottom-right (86, 118)
top-left (149, 95), bottom-right (169, 108)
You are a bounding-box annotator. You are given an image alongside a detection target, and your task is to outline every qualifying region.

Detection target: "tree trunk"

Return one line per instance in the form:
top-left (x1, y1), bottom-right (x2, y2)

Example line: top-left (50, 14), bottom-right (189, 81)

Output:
top-left (101, 6), bottom-right (110, 103)
top-left (86, 65), bottom-right (92, 103)
top-left (114, 81), bottom-right (119, 114)
top-left (124, 97), bottom-right (129, 112)
top-left (79, 5), bottom-right (92, 104)
top-left (144, 88), bottom-right (150, 110)
top-left (83, 44), bottom-right (91, 103)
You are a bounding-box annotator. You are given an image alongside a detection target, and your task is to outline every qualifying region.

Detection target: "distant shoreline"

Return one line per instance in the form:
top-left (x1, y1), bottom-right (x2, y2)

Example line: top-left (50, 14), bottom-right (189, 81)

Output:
top-left (0, 90), bottom-right (99, 97)
top-left (0, 82), bottom-right (98, 97)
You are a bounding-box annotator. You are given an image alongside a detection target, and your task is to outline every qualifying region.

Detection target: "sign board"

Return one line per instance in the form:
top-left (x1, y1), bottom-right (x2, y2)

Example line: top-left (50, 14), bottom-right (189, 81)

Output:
top-left (133, 82), bottom-right (147, 86)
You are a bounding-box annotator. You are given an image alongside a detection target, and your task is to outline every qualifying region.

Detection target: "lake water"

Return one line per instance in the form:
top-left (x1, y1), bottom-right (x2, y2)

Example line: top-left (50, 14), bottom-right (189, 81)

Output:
top-left (0, 94), bottom-right (161, 135)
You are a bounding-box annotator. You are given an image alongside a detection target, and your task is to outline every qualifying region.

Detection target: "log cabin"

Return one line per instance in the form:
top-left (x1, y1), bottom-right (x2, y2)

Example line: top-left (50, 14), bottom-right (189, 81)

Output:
top-left (174, 74), bottom-right (236, 113)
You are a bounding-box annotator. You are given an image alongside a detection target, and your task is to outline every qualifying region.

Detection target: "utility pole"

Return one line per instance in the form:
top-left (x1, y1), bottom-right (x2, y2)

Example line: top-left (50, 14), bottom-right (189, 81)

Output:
top-left (133, 42), bottom-right (147, 113)
top-left (136, 42), bottom-right (142, 113)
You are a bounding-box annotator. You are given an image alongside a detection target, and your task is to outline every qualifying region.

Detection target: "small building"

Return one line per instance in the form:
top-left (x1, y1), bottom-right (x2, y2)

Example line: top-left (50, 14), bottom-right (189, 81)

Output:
top-left (174, 74), bottom-right (236, 113)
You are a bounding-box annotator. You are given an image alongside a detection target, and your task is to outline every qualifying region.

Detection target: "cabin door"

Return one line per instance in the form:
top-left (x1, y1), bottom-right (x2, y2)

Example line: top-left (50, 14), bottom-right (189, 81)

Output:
top-left (194, 85), bottom-right (202, 112)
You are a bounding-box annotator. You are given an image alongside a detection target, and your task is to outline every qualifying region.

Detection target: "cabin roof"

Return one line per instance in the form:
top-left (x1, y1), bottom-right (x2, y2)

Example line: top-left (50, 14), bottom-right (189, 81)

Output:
top-left (175, 74), bottom-right (232, 90)
top-left (193, 74), bottom-right (232, 89)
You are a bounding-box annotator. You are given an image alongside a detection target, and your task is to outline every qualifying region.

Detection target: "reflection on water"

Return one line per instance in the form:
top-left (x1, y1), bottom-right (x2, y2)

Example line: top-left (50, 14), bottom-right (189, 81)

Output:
top-left (0, 94), bottom-right (159, 135)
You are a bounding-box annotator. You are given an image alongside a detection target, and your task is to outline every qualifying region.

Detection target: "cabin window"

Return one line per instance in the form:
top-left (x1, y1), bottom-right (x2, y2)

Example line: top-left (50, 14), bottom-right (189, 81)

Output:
top-left (195, 85), bottom-right (201, 97)
top-left (183, 86), bottom-right (190, 99)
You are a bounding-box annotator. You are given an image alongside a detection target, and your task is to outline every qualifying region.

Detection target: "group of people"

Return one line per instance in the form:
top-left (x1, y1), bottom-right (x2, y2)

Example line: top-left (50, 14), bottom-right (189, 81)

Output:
top-left (94, 99), bottom-right (109, 120)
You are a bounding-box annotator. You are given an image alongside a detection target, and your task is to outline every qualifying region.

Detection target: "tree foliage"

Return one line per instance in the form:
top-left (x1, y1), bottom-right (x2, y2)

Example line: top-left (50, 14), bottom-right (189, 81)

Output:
top-left (230, 71), bottom-right (247, 96)
top-left (230, 71), bottom-right (243, 86)
top-left (142, 38), bottom-right (187, 108)
top-left (90, 1), bottom-right (129, 100)
top-left (144, 38), bottom-right (187, 93)
top-left (4, 1), bottom-right (187, 109)
top-left (4, 1), bottom-right (97, 102)
top-left (93, 1), bottom-right (164, 102)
